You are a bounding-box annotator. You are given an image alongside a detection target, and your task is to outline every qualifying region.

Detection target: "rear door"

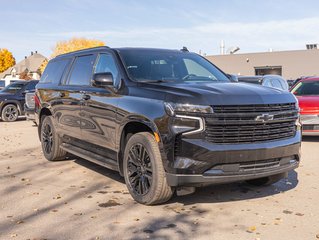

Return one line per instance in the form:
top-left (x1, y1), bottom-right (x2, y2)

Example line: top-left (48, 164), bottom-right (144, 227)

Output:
top-left (80, 52), bottom-right (120, 154)
top-left (55, 54), bottom-right (96, 140)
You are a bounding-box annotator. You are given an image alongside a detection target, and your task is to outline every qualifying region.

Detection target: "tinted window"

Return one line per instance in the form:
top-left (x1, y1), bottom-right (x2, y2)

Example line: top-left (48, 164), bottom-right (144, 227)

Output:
top-left (292, 81), bottom-right (319, 96)
top-left (94, 54), bottom-right (119, 84)
top-left (119, 49), bottom-right (229, 82)
top-left (25, 81), bottom-right (38, 91)
top-left (263, 78), bottom-right (272, 87)
top-left (0, 81), bottom-right (5, 88)
top-left (41, 59), bottom-right (70, 84)
top-left (1, 82), bottom-right (25, 93)
top-left (271, 79), bottom-right (283, 90)
top-left (68, 55), bottom-right (96, 85)
top-left (183, 59), bottom-right (214, 78)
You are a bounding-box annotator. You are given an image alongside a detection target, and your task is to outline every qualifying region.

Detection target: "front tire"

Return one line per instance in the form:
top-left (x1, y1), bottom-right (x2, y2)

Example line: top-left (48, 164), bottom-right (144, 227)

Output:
top-left (1, 104), bottom-right (19, 122)
top-left (41, 116), bottom-right (67, 161)
top-left (123, 132), bottom-right (173, 205)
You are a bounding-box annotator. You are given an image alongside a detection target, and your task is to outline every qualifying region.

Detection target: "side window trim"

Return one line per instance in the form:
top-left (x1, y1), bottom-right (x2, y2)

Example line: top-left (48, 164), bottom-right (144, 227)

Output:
top-left (60, 58), bottom-right (75, 85)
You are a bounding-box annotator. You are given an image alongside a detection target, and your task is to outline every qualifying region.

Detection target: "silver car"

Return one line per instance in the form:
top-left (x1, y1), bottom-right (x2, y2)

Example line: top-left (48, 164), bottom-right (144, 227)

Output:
top-left (238, 75), bottom-right (289, 91)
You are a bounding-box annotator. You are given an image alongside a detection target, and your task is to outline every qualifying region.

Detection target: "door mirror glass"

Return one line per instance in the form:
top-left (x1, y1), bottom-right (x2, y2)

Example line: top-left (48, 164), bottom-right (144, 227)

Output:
top-left (92, 72), bottom-right (114, 87)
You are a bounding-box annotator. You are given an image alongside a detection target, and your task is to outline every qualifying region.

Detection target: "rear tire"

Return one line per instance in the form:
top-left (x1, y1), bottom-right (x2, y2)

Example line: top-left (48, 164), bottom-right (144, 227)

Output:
top-left (40, 115), bottom-right (67, 161)
top-left (123, 132), bottom-right (173, 205)
top-left (246, 172), bottom-right (287, 186)
top-left (1, 104), bottom-right (19, 122)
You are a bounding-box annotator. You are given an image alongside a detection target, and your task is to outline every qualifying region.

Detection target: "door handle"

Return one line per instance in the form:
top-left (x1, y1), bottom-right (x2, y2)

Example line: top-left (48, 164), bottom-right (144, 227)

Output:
top-left (82, 94), bottom-right (91, 100)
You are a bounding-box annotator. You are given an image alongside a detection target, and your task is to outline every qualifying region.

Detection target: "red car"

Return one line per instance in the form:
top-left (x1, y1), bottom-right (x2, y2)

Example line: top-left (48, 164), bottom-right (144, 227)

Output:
top-left (291, 77), bottom-right (319, 135)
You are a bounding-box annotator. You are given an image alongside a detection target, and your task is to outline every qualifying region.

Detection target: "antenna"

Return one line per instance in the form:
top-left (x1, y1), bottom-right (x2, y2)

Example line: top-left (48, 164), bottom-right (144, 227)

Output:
top-left (181, 46), bottom-right (189, 52)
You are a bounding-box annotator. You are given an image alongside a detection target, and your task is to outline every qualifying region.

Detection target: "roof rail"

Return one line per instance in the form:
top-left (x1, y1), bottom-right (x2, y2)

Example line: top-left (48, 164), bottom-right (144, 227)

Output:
top-left (56, 46), bottom-right (110, 57)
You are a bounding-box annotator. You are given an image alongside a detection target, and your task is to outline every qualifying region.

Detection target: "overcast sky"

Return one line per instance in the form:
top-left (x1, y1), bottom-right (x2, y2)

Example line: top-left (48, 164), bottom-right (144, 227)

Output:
top-left (2, 0), bottom-right (319, 61)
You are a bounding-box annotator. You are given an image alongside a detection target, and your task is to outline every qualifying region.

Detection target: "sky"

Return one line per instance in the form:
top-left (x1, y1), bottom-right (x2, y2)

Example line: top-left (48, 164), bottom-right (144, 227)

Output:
top-left (2, 0), bottom-right (319, 61)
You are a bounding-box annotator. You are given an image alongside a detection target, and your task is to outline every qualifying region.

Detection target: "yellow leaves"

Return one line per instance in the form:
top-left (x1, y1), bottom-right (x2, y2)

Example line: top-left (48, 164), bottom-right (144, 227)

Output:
top-left (38, 59), bottom-right (48, 74)
top-left (246, 226), bottom-right (257, 233)
top-left (51, 37), bottom-right (105, 58)
top-left (0, 48), bottom-right (16, 73)
top-left (39, 37), bottom-right (105, 73)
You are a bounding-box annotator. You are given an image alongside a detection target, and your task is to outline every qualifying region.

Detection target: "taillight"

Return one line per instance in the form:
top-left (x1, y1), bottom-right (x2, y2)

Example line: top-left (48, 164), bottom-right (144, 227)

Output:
top-left (34, 94), bottom-right (40, 107)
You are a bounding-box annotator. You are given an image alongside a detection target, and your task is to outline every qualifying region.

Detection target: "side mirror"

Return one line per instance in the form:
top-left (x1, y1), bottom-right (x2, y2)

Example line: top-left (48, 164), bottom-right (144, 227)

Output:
top-left (227, 74), bottom-right (238, 82)
top-left (92, 72), bottom-right (114, 88)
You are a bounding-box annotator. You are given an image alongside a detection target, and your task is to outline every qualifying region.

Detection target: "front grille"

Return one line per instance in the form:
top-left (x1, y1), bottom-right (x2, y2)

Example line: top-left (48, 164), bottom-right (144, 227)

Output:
top-left (239, 158), bottom-right (280, 171)
top-left (205, 103), bottom-right (298, 144)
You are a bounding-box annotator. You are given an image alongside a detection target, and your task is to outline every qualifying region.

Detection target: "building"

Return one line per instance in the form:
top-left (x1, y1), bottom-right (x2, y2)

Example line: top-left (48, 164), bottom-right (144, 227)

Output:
top-left (0, 51), bottom-right (47, 82)
top-left (206, 47), bottom-right (319, 80)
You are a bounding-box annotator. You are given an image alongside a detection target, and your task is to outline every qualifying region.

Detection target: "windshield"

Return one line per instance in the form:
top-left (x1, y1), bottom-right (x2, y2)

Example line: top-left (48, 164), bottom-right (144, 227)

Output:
top-left (291, 81), bottom-right (319, 96)
top-left (118, 49), bottom-right (229, 83)
top-left (1, 82), bottom-right (25, 93)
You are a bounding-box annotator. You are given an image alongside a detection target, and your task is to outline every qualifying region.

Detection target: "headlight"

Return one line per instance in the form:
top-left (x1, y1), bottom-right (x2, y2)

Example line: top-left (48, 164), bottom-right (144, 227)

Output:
top-left (164, 102), bottom-right (213, 116)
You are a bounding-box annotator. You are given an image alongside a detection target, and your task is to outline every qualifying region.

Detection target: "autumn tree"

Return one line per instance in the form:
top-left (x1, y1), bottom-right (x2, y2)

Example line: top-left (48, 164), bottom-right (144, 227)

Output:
top-left (52, 38), bottom-right (105, 57)
top-left (39, 38), bottom-right (105, 74)
top-left (0, 48), bottom-right (16, 73)
top-left (38, 59), bottom-right (48, 74)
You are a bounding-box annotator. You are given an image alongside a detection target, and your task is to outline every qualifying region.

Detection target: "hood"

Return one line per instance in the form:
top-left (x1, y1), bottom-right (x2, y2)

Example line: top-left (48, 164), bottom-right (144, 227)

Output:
top-left (132, 82), bottom-right (296, 105)
top-left (296, 95), bottom-right (319, 114)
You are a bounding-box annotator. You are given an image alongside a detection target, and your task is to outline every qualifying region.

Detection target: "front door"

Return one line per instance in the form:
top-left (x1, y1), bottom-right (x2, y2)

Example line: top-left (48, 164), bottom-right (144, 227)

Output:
top-left (80, 52), bottom-right (120, 154)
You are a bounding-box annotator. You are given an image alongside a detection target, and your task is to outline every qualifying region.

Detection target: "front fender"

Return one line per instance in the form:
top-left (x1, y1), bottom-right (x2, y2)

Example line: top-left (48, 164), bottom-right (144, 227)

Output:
top-left (116, 97), bottom-right (172, 171)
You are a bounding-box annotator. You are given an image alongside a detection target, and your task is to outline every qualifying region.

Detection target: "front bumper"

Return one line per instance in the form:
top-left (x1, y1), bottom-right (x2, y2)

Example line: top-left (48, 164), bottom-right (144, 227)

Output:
top-left (166, 131), bottom-right (301, 187)
top-left (301, 114), bottom-right (319, 135)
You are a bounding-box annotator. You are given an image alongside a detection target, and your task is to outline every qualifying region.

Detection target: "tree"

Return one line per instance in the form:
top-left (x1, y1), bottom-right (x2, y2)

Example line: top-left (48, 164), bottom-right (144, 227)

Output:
top-left (38, 59), bottom-right (48, 74)
top-left (39, 37), bottom-right (105, 73)
top-left (0, 48), bottom-right (16, 73)
top-left (52, 37), bottom-right (105, 57)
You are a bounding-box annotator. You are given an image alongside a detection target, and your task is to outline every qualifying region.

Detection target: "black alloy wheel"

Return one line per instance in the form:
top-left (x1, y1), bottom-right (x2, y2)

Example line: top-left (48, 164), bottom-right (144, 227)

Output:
top-left (123, 132), bottom-right (173, 205)
top-left (42, 122), bottom-right (53, 155)
top-left (127, 143), bottom-right (153, 196)
top-left (40, 116), bottom-right (67, 161)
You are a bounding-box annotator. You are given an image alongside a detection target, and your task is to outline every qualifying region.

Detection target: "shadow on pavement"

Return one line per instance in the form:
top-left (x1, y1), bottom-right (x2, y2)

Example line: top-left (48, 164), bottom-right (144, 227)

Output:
top-left (71, 156), bottom-right (299, 205)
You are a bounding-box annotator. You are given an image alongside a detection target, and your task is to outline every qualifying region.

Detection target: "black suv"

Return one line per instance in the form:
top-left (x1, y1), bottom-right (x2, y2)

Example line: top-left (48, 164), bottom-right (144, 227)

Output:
top-left (0, 80), bottom-right (38, 122)
top-left (36, 47), bottom-right (301, 205)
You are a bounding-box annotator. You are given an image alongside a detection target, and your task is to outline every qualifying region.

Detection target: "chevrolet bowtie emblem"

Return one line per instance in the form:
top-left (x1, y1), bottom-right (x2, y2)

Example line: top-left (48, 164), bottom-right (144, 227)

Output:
top-left (255, 113), bottom-right (274, 122)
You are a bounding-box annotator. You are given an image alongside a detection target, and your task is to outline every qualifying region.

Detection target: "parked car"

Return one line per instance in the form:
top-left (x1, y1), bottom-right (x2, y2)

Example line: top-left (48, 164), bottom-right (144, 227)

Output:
top-left (287, 79), bottom-right (296, 89)
top-left (291, 77), bottom-right (319, 135)
top-left (36, 47), bottom-right (301, 205)
top-left (0, 80), bottom-right (39, 122)
top-left (24, 91), bottom-right (37, 124)
top-left (238, 75), bottom-right (289, 91)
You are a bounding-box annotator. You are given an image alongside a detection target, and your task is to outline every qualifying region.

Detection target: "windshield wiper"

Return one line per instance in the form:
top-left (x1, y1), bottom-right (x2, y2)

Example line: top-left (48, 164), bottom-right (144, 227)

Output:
top-left (138, 79), bottom-right (175, 83)
top-left (182, 74), bottom-right (215, 81)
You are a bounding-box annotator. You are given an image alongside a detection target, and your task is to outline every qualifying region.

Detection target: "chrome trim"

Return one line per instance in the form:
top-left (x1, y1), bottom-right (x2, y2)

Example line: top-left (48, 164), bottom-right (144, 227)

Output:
top-left (175, 115), bottom-right (205, 135)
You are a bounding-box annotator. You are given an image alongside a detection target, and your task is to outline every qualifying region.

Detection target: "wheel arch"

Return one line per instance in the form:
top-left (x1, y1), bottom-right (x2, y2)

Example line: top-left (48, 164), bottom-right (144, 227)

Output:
top-left (38, 107), bottom-right (53, 140)
top-left (0, 100), bottom-right (23, 116)
top-left (117, 118), bottom-right (163, 176)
